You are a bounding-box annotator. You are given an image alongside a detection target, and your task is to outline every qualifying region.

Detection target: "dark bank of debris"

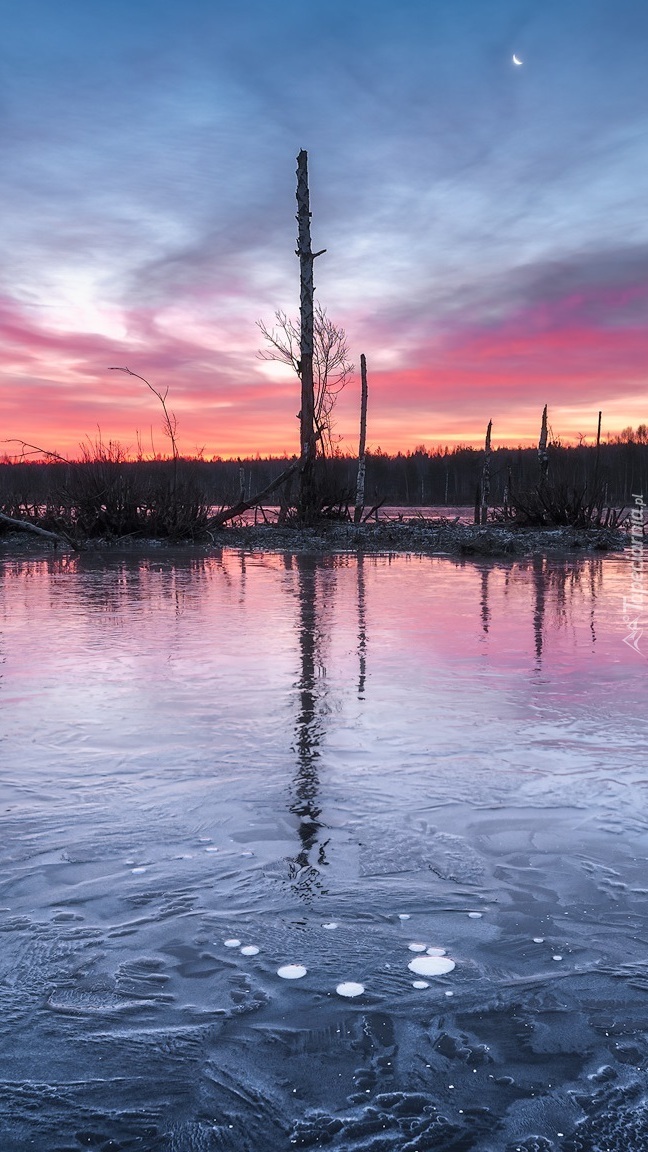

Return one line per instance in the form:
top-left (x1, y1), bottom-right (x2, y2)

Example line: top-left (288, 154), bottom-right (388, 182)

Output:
top-left (214, 519), bottom-right (626, 557)
top-left (0, 516), bottom-right (627, 558)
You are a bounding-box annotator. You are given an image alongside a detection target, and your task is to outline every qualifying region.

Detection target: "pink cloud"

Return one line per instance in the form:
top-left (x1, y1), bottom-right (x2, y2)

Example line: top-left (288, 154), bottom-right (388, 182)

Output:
top-left (1, 273), bottom-right (647, 459)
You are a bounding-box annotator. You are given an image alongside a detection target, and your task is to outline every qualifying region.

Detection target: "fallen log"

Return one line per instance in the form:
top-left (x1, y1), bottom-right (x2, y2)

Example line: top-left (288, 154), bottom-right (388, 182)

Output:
top-left (208, 461), bottom-right (299, 527)
top-left (0, 511), bottom-right (78, 548)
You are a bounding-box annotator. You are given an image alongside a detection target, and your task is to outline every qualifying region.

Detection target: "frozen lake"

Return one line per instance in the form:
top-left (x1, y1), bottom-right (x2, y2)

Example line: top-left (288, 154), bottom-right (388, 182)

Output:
top-left (1, 547), bottom-right (646, 1151)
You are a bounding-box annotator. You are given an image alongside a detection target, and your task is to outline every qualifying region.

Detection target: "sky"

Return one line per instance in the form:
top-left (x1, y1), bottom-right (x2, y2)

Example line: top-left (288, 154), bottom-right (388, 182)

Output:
top-left (0, 0), bottom-right (647, 460)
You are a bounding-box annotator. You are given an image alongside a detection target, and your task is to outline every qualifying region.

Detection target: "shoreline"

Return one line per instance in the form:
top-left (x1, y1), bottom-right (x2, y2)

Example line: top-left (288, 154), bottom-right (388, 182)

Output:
top-left (0, 520), bottom-right (630, 558)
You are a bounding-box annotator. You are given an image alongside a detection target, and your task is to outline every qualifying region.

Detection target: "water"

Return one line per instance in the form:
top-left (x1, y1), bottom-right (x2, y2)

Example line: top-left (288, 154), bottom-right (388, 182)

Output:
top-left (237, 504), bottom-right (473, 524)
top-left (1, 547), bottom-right (646, 1151)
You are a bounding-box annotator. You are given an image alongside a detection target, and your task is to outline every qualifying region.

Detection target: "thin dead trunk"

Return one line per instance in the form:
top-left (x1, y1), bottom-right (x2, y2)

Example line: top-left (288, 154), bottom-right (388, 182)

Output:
top-left (538, 404), bottom-right (549, 483)
top-left (593, 409), bottom-right (602, 494)
top-left (354, 353), bottom-right (368, 524)
top-left (480, 419), bottom-right (492, 524)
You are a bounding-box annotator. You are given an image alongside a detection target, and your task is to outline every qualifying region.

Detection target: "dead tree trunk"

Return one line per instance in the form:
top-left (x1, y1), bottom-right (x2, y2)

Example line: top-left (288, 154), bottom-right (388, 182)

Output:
top-left (480, 419), bottom-right (492, 524)
top-left (295, 149), bottom-right (325, 520)
top-left (538, 404), bottom-right (549, 483)
top-left (593, 409), bottom-right (602, 494)
top-left (354, 353), bottom-right (368, 524)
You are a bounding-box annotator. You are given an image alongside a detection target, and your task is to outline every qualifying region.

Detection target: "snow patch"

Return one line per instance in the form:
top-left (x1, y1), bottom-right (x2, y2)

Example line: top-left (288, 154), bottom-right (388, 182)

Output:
top-left (336, 982), bottom-right (364, 998)
top-left (277, 964), bottom-right (307, 980)
top-left (408, 955), bottom-right (456, 977)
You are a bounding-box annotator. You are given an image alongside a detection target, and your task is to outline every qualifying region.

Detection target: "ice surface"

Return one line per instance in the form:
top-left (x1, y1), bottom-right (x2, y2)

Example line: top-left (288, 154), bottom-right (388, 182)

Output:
top-left (2, 550), bottom-right (646, 1150)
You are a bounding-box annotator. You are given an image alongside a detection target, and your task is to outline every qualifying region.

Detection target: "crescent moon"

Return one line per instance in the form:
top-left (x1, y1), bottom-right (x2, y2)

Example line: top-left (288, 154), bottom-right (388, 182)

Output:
top-left (512, 54), bottom-right (523, 65)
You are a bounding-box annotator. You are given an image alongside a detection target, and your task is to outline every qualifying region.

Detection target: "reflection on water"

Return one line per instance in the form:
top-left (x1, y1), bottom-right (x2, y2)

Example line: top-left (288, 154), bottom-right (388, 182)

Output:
top-left (0, 546), bottom-right (646, 1151)
top-left (289, 555), bottom-right (328, 898)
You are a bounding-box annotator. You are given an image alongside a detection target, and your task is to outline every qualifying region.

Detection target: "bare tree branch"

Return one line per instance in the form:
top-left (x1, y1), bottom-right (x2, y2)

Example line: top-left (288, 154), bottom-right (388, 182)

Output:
top-left (257, 304), bottom-right (353, 455)
top-left (3, 439), bottom-right (70, 464)
top-left (109, 367), bottom-right (179, 461)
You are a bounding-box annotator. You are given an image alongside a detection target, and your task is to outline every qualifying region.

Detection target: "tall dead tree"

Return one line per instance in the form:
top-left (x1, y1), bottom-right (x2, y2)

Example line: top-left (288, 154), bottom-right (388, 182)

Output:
top-left (538, 404), bottom-right (549, 483)
top-left (354, 354), bottom-right (369, 524)
top-left (295, 149), bottom-right (325, 517)
top-left (480, 419), bottom-right (492, 524)
top-left (593, 409), bottom-right (603, 493)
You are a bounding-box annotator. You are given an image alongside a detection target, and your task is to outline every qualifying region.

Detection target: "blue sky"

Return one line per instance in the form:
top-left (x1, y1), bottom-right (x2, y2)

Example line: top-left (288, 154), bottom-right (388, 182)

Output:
top-left (1, 0), bottom-right (647, 456)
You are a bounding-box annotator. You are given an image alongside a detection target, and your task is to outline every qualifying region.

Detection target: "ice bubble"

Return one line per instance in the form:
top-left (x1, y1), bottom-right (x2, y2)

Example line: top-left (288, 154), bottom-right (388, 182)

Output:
top-left (336, 982), bottom-right (364, 998)
top-left (131, 866), bottom-right (147, 874)
top-left (322, 922), bottom-right (338, 930)
top-left (398, 914), bottom-right (411, 920)
top-left (552, 955), bottom-right (563, 961)
top-left (277, 964), bottom-right (307, 980)
top-left (240, 945), bottom-right (260, 956)
top-left (224, 938), bottom-right (241, 948)
top-left (205, 846), bottom-right (219, 853)
top-left (412, 980), bottom-right (429, 989)
top-left (467, 912), bottom-right (482, 918)
top-left (426, 946), bottom-right (446, 956)
top-left (408, 943), bottom-right (427, 952)
top-left (533, 937), bottom-right (544, 943)
top-left (408, 955), bottom-right (456, 977)
top-left (444, 990), bottom-right (454, 997)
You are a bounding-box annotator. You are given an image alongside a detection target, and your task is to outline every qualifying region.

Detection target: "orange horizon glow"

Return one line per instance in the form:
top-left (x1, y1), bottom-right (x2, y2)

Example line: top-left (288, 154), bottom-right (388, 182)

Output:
top-left (2, 283), bottom-right (647, 462)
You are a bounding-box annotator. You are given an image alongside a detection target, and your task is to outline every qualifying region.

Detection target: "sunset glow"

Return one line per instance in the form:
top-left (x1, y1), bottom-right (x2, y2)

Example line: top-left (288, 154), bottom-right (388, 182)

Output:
top-left (1, 1), bottom-right (647, 459)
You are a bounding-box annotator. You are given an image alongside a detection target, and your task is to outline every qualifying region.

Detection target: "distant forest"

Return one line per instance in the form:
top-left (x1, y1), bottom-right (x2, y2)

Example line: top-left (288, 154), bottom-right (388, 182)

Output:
top-left (2, 435), bottom-right (647, 513)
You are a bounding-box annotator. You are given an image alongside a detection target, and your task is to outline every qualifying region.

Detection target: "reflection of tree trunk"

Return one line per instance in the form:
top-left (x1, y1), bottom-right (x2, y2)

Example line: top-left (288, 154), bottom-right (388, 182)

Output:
top-left (589, 557), bottom-right (599, 646)
top-left (288, 554), bottom-right (328, 897)
top-left (480, 567), bottom-right (490, 635)
top-left (357, 554), bottom-right (367, 696)
top-left (532, 555), bottom-right (546, 663)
